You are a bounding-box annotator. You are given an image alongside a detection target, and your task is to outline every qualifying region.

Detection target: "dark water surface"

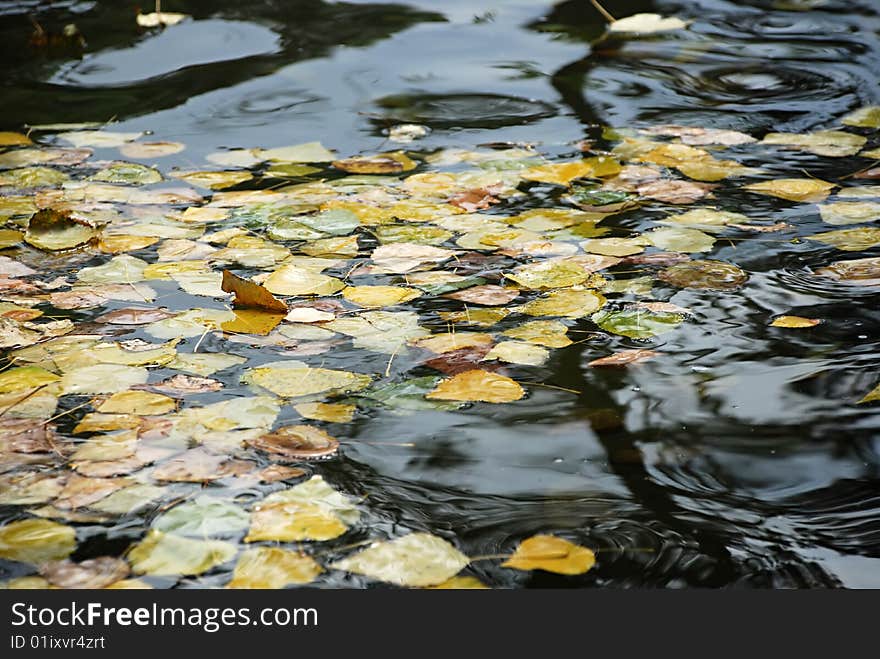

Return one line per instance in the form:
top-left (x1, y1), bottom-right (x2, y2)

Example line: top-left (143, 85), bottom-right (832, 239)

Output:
top-left (2, 0), bottom-right (880, 587)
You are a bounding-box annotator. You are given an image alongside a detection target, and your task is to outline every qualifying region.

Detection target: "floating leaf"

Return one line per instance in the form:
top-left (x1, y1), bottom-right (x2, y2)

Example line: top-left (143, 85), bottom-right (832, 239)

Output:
top-left (262, 475), bottom-right (359, 524)
top-left (258, 142), bottom-right (335, 163)
top-left (325, 310), bottom-right (428, 353)
top-left (245, 362), bottom-right (371, 398)
top-left (444, 285), bottom-right (519, 306)
top-left (426, 369), bottom-right (524, 403)
top-left (744, 178), bottom-right (835, 202)
top-left (248, 425), bottom-right (339, 460)
top-left (342, 285), bottom-right (421, 307)
top-left (0, 519), bottom-right (76, 564)
top-left (771, 316), bottom-right (821, 328)
top-left (153, 448), bottom-right (251, 483)
top-left (57, 130), bottom-right (142, 148)
top-left (483, 341), bottom-right (549, 366)
top-left (659, 260), bottom-right (748, 290)
top-left (60, 364), bottom-right (148, 395)
top-left (39, 557), bottom-right (129, 589)
top-left (815, 256), bottom-right (880, 286)
top-left (263, 265), bottom-right (345, 296)
top-left (588, 349), bottom-right (659, 367)
top-left (97, 391), bottom-right (176, 416)
top-left (506, 260), bottom-right (589, 289)
top-left (0, 365), bottom-right (60, 393)
top-left (647, 227), bottom-right (716, 253)
top-left (502, 535), bottom-right (595, 575)
top-left (842, 106), bottom-right (880, 129)
top-left (227, 548), bottom-right (322, 588)
top-left (91, 162), bottom-right (162, 185)
top-left (518, 289), bottom-right (606, 318)
top-left (294, 402), bottom-right (356, 423)
top-left (172, 170), bottom-right (252, 190)
top-left (151, 374), bottom-right (223, 395)
top-left (859, 383), bottom-right (880, 404)
top-left (580, 237), bottom-right (646, 257)
top-left (415, 332), bottom-right (494, 355)
top-left (119, 141), bottom-right (185, 159)
top-left (220, 269), bottom-right (288, 313)
top-left (591, 308), bottom-right (685, 339)
top-left (136, 12), bottom-right (188, 27)
top-left (166, 352), bottom-right (245, 377)
top-left (153, 497), bottom-right (249, 537)
top-left (817, 201), bottom-right (880, 225)
top-left (128, 531), bottom-right (236, 576)
top-left (503, 320), bottom-right (571, 348)
top-left (371, 243), bottom-right (454, 273)
top-left (54, 474), bottom-right (130, 509)
top-left (806, 227), bottom-right (880, 251)
top-left (429, 576), bottom-right (489, 589)
top-left (221, 309), bottom-right (286, 336)
top-left (608, 13), bottom-right (689, 34)
top-left (246, 501), bottom-right (347, 542)
top-left (762, 130), bottom-right (866, 157)
top-left (24, 209), bottom-right (96, 251)
top-left (659, 207), bottom-right (749, 231)
top-left (333, 152), bottom-right (416, 174)
top-left (331, 533), bottom-right (469, 587)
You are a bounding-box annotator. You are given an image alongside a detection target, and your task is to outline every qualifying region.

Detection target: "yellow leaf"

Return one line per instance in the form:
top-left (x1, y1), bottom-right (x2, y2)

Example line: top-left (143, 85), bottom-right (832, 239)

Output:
top-left (608, 13), bottom-right (689, 33)
top-left (770, 315), bottom-right (821, 328)
top-left (859, 383), bottom-right (880, 404)
top-left (220, 309), bottom-right (286, 335)
top-left (73, 413), bottom-right (141, 434)
top-left (0, 519), bottom-right (76, 564)
top-left (436, 308), bottom-right (510, 327)
top-left (263, 265), bottom-right (345, 296)
top-left (96, 390), bottom-right (176, 415)
top-left (331, 533), bottom-right (469, 587)
top-left (522, 158), bottom-right (619, 186)
top-left (414, 332), bottom-right (494, 354)
top-left (842, 106), bottom-right (880, 128)
top-left (483, 341), bottom-right (549, 366)
top-left (503, 320), bottom-right (572, 348)
top-left (171, 170), bottom-right (253, 190)
top-left (0, 366), bottom-right (60, 393)
top-left (806, 227), bottom-right (880, 251)
top-left (817, 201), bottom-right (880, 225)
top-left (426, 369), bottom-right (524, 403)
top-left (762, 130), bottom-right (866, 157)
top-left (519, 289), bottom-right (606, 318)
top-left (128, 531), bottom-right (236, 576)
top-left (245, 502), bottom-right (347, 542)
top-left (245, 363), bottom-right (371, 398)
top-left (506, 260), bottom-right (589, 289)
top-left (99, 235), bottom-right (160, 253)
top-left (227, 547), bottom-right (322, 588)
top-left (0, 131), bottom-right (32, 146)
top-left (429, 576), bottom-right (489, 589)
top-left (294, 402), bottom-right (356, 423)
top-left (342, 285), bottom-right (421, 307)
top-left (580, 237), bottom-right (646, 257)
top-left (744, 178), bottom-right (836, 202)
top-left (502, 535), bottom-right (595, 575)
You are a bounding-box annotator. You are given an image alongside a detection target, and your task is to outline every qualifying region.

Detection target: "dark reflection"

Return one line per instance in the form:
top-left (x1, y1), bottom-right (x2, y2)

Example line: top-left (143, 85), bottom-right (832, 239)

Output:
top-left (0, 0), bottom-right (444, 125)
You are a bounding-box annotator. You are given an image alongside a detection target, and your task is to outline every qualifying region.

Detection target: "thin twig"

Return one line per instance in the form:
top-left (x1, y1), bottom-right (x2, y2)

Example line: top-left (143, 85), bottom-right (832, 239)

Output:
top-left (588, 0), bottom-right (616, 23)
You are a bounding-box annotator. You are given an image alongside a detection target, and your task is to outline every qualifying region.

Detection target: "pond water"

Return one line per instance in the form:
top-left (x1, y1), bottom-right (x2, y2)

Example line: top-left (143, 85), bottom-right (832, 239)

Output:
top-left (1, 0), bottom-right (879, 588)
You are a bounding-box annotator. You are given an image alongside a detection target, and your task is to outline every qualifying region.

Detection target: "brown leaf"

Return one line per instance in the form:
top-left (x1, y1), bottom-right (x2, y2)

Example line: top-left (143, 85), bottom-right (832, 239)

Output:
top-left (221, 270), bottom-right (288, 313)
top-left (149, 374), bottom-right (223, 395)
top-left (449, 188), bottom-right (501, 212)
top-left (152, 448), bottom-right (253, 483)
top-left (54, 474), bottom-right (131, 509)
top-left (39, 557), bottom-right (130, 589)
top-left (423, 344), bottom-right (498, 375)
top-left (444, 285), bottom-right (519, 306)
top-left (637, 179), bottom-right (715, 203)
top-left (95, 307), bottom-right (175, 325)
top-left (728, 222), bottom-right (793, 233)
top-left (0, 419), bottom-right (62, 454)
top-left (588, 349), bottom-right (660, 367)
top-left (258, 465), bottom-right (308, 483)
top-left (248, 425), bottom-right (339, 461)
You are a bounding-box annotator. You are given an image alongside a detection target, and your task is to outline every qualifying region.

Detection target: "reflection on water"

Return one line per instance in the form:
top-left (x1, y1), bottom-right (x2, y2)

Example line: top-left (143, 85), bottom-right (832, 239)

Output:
top-left (1, 0), bottom-right (879, 588)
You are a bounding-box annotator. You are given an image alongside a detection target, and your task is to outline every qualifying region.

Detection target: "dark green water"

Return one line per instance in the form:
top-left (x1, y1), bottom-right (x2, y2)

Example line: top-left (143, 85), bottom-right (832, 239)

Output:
top-left (1, 0), bottom-right (880, 587)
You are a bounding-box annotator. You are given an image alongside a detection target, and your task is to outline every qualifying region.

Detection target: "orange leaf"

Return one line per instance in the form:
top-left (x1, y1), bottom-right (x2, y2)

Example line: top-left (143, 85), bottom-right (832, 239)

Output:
top-left (221, 269), bottom-right (288, 313)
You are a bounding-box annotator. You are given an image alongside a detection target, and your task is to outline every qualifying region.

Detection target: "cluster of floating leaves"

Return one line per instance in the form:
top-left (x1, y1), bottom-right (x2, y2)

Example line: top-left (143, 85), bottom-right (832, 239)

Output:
top-left (0, 100), bottom-right (879, 588)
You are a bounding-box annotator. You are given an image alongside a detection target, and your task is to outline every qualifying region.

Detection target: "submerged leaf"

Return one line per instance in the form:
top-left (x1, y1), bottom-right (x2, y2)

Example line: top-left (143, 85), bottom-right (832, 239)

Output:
top-left (248, 425), bottom-right (339, 460)
top-left (592, 308), bottom-right (685, 339)
top-left (227, 548), bottom-right (322, 588)
top-left (0, 519), bottom-right (76, 564)
top-left (128, 531), bottom-right (236, 576)
top-left (659, 260), bottom-right (748, 290)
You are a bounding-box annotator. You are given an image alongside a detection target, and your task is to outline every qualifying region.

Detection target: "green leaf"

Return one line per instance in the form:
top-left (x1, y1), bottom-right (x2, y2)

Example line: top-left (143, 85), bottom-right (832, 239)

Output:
top-left (128, 531), bottom-right (236, 576)
top-left (152, 497), bottom-right (249, 537)
top-left (591, 307), bottom-right (685, 339)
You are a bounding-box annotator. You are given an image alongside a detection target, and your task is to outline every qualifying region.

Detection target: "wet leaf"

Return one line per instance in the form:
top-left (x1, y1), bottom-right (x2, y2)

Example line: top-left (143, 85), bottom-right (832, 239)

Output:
top-left (580, 237), bottom-right (646, 257)
top-left (342, 285), bottom-right (421, 307)
top-left (502, 535), bottom-right (595, 575)
top-left (263, 265), bottom-right (345, 296)
top-left (815, 256), bottom-right (880, 286)
top-left (588, 349), bottom-right (659, 367)
top-left (444, 285), bottom-right (519, 306)
top-left (326, 310), bottom-right (428, 353)
top-left (770, 315), bottom-right (821, 328)
top-left (426, 369), bottom-right (523, 403)
top-left (258, 142), bottom-right (335, 163)
top-left (762, 130), bottom-right (866, 157)
top-left (295, 402), bottom-right (356, 423)
top-left (503, 320), bottom-right (571, 348)
top-left (591, 307), bottom-right (685, 339)
top-left (221, 309), bottom-right (286, 336)
top-left (172, 170), bottom-right (253, 190)
top-left (151, 374), bottom-right (223, 395)
top-left (659, 207), bottom-right (750, 231)
top-left (91, 162), bottom-right (162, 185)
top-left (744, 178), bottom-right (835, 202)
top-left (153, 448), bottom-right (252, 483)
top-left (0, 131), bottom-right (32, 146)
top-left (415, 332), bottom-right (494, 354)
top-left (506, 260), bottom-right (589, 289)
top-left (39, 557), bottom-right (129, 589)
top-left (97, 390), bottom-right (176, 415)
top-left (57, 130), bottom-right (142, 148)
top-left (636, 179), bottom-right (714, 203)
top-left (128, 531), bottom-right (236, 576)
top-left (95, 307), bottom-right (174, 325)
top-left (859, 383), bottom-right (880, 404)
top-left (331, 533), bottom-right (468, 586)
top-left (483, 341), bottom-right (549, 366)
top-left (118, 141), bottom-right (185, 159)
top-left (153, 497), bottom-right (249, 537)
top-left (608, 13), bottom-right (689, 33)
top-left (136, 12), bottom-right (188, 27)
top-left (659, 260), bottom-right (748, 289)
top-left (54, 474), bottom-right (130, 509)
top-left (245, 362), bottom-right (371, 398)
top-left (371, 242), bottom-right (455, 273)
top-left (227, 547), bottom-right (322, 588)
top-left (817, 201), bottom-right (880, 225)
top-left (0, 365), bottom-right (60, 393)
top-left (806, 227), bottom-right (880, 251)
top-left (647, 227), bottom-right (716, 253)
top-left (24, 208), bottom-right (96, 251)
top-left (333, 152), bottom-right (416, 174)
top-left (248, 425), bottom-right (339, 460)
top-left (437, 307), bottom-right (510, 327)
top-left (262, 475), bottom-right (359, 524)
top-left (518, 289), bottom-right (606, 318)
top-left (258, 465), bottom-right (307, 483)
top-left (246, 501), bottom-right (347, 542)
top-left (166, 352), bottom-right (245, 377)
top-left (842, 106), bottom-right (880, 129)
top-left (60, 364), bottom-right (149, 395)
top-left (0, 519), bottom-right (76, 564)
top-left (89, 483), bottom-right (165, 515)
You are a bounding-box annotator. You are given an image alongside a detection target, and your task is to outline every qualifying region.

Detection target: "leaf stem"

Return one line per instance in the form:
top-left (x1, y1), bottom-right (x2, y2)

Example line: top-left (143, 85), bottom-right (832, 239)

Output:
top-left (588, 0), bottom-right (616, 23)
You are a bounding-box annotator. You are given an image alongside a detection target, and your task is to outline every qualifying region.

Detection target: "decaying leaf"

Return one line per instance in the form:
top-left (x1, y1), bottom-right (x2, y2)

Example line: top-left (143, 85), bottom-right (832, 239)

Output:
top-left (227, 548), bottom-right (322, 588)
top-left (588, 349), bottom-right (659, 367)
top-left (39, 557), bottom-right (129, 589)
top-left (248, 425), bottom-right (339, 460)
